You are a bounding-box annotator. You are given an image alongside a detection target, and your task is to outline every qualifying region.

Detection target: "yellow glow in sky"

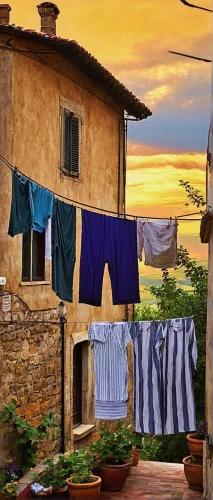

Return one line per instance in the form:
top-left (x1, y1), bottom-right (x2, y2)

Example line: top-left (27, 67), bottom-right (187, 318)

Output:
top-left (9, 0), bottom-right (210, 262)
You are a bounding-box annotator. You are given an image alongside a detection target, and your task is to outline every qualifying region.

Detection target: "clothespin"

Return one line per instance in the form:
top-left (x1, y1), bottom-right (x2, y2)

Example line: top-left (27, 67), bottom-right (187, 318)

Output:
top-left (14, 166), bottom-right (21, 178)
top-left (174, 216), bottom-right (179, 226)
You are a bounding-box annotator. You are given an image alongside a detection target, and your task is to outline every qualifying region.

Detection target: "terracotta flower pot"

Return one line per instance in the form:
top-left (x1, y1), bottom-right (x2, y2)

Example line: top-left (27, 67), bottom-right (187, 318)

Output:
top-left (66, 475), bottom-right (101, 499)
top-left (99, 462), bottom-right (130, 491)
top-left (132, 448), bottom-right (140, 466)
top-left (183, 455), bottom-right (203, 491)
top-left (127, 463), bottom-right (132, 475)
top-left (186, 433), bottom-right (204, 458)
top-left (52, 484), bottom-right (67, 494)
top-left (0, 496), bottom-right (15, 500)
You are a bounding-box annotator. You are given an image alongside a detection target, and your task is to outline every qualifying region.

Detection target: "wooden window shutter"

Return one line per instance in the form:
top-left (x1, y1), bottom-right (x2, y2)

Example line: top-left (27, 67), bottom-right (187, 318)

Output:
top-left (63, 109), bottom-right (70, 173)
top-left (63, 109), bottom-right (80, 176)
top-left (71, 116), bottom-right (79, 175)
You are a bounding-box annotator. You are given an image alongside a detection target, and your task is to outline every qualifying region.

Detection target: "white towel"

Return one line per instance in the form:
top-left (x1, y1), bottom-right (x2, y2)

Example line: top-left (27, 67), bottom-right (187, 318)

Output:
top-left (137, 219), bottom-right (177, 268)
top-left (45, 218), bottom-right (52, 260)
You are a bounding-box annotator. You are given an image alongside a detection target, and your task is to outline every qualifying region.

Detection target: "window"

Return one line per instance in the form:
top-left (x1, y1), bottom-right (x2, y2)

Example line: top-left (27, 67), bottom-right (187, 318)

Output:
top-left (22, 229), bottom-right (45, 282)
top-left (62, 109), bottom-right (80, 177)
top-left (72, 342), bottom-right (82, 428)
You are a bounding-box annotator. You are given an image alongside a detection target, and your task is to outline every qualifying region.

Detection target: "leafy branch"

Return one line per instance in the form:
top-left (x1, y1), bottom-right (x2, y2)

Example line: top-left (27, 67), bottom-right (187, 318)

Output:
top-left (179, 180), bottom-right (206, 208)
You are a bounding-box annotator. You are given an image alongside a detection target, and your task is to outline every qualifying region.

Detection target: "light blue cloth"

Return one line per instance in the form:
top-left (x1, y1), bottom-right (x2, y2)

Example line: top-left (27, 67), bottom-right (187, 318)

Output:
top-left (30, 484), bottom-right (45, 494)
top-left (29, 181), bottom-right (53, 232)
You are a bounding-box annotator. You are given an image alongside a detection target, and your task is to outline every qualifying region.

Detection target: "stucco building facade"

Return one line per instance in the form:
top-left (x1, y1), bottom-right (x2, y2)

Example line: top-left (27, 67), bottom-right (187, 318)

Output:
top-left (0, 2), bottom-right (151, 464)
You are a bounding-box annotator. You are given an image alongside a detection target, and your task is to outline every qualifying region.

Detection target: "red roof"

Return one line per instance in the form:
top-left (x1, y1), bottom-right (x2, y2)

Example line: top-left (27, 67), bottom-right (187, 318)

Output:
top-left (0, 23), bottom-right (152, 120)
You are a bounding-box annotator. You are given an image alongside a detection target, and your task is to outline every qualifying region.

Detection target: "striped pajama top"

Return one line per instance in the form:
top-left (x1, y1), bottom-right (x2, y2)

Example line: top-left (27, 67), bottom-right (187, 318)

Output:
top-left (129, 317), bottom-right (197, 434)
top-left (89, 322), bottom-right (132, 419)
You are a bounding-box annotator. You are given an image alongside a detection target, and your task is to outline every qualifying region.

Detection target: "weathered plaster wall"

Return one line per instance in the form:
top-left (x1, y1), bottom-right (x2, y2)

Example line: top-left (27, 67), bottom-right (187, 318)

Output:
top-left (0, 293), bottom-right (61, 467)
top-left (0, 46), bottom-right (128, 323)
top-left (0, 41), bottom-right (134, 464)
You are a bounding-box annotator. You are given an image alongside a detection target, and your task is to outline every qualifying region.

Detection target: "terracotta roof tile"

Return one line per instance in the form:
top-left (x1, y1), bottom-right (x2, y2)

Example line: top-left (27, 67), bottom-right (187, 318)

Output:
top-left (0, 23), bottom-right (152, 119)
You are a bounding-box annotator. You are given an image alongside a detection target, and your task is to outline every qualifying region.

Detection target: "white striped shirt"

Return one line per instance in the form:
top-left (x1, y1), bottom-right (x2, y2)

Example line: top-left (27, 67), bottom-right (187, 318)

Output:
top-left (89, 322), bottom-right (132, 402)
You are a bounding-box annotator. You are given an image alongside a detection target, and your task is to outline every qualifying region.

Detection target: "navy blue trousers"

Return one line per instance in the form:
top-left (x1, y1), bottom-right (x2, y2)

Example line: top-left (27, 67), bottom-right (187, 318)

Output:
top-left (79, 210), bottom-right (140, 306)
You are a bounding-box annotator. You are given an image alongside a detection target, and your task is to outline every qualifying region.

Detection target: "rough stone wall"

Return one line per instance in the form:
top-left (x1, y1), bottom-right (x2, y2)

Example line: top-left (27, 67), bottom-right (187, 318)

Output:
top-left (0, 291), bottom-right (61, 467)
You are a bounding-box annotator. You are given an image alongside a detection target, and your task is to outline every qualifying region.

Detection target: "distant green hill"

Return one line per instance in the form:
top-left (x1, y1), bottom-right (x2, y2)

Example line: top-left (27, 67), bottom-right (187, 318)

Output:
top-left (138, 259), bottom-right (207, 307)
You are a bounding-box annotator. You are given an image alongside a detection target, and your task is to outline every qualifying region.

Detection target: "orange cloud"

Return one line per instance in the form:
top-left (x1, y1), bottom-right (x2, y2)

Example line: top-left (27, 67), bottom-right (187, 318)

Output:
top-left (126, 152), bottom-right (206, 238)
top-left (127, 152), bottom-right (206, 171)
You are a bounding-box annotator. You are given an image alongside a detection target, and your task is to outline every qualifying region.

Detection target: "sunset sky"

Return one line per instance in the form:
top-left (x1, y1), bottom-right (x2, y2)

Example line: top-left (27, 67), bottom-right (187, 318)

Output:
top-left (11, 0), bottom-right (211, 263)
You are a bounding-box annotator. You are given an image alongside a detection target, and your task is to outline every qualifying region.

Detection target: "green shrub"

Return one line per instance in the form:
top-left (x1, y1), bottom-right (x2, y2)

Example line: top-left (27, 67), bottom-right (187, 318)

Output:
top-left (134, 245), bottom-right (207, 463)
top-left (0, 404), bottom-right (57, 473)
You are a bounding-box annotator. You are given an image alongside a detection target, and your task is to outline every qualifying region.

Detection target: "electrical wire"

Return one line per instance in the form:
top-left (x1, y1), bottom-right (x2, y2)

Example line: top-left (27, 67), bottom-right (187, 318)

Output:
top-left (180, 0), bottom-right (213, 12)
top-left (168, 50), bottom-right (212, 63)
top-left (0, 153), bottom-right (202, 221)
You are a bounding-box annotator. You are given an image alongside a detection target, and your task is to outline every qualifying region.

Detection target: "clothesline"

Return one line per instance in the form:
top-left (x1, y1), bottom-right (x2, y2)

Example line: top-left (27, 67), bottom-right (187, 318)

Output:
top-left (90, 318), bottom-right (197, 433)
top-left (0, 314), bottom-right (195, 324)
top-left (0, 154), bottom-right (202, 222)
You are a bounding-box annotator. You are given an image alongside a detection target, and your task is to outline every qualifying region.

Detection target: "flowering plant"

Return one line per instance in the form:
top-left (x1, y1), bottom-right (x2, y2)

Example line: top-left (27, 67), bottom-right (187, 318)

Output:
top-left (1, 481), bottom-right (17, 499)
top-left (0, 462), bottom-right (20, 498)
top-left (196, 420), bottom-right (207, 440)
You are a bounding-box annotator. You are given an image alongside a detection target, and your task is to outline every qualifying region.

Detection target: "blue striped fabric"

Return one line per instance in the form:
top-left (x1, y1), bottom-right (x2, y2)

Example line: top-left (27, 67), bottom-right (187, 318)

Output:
top-left (129, 317), bottom-right (197, 435)
top-left (95, 401), bottom-right (128, 419)
top-left (89, 322), bottom-right (132, 420)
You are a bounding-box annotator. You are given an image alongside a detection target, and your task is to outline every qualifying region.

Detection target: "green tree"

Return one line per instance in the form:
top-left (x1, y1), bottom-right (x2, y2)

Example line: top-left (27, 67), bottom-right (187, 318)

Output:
top-left (134, 182), bottom-right (207, 462)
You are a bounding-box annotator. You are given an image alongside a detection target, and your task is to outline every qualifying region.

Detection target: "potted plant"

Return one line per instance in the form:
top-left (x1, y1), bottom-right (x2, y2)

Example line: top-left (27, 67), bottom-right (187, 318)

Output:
top-left (132, 432), bottom-right (143, 466)
top-left (183, 420), bottom-right (207, 492)
top-left (182, 455), bottom-right (203, 491)
top-left (0, 462), bottom-right (20, 500)
top-left (65, 448), bottom-right (101, 500)
top-left (33, 458), bottom-right (68, 494)
top-left (0, 481), bottom-right (17, 500)
top-left (0, 473), bottom-right (17, 500)
top-left (90, 425), bottom-right (133, 491)
top-left (186, 420), bottom-right (207, 460)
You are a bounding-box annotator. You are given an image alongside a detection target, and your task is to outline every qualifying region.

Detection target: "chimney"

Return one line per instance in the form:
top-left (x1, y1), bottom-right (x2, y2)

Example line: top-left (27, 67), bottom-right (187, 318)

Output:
top-left (37, 2), bottom-right (60, 36)
top-left (0, 4), bottom-right (11, 24)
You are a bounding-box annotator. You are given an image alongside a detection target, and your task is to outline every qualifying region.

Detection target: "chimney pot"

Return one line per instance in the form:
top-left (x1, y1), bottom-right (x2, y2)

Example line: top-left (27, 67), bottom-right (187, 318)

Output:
top-left (0, 4), bottom-right (11, 25)
top-left (37, 2), bottom-right (60, 35)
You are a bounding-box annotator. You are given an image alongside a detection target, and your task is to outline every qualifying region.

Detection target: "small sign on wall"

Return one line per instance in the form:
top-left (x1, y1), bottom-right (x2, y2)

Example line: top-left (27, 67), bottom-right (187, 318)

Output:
top-left (2, 293), bottom-right (11, 312)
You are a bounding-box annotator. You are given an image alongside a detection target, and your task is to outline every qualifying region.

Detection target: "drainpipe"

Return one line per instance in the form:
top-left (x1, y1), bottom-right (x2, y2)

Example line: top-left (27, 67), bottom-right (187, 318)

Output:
top-left (118, 119), bottom-right (121, 216)
top-left (123, 117), bottom-right (127, 215)
top-left (57, 301), bottom-right (67, 454)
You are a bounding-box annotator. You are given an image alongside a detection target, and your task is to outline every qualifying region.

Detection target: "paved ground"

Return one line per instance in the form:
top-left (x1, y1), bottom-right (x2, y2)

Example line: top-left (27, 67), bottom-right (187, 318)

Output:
top-left (100, 461), bottom-right (203, 500)
top-left (18, 460), bottom-right (204, 499)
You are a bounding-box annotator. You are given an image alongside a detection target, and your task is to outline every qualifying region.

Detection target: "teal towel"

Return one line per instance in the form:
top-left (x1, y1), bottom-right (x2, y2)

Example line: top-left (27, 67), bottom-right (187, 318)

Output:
top-left (52, 198), bottom-right (76, 302)
top-left (8, 170), bottom-right (32, 237)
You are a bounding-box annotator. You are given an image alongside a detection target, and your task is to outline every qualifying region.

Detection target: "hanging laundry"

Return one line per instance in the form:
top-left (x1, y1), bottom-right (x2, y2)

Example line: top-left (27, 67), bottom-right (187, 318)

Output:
top-left (52, 198), bottom-right (76, 302)
top-left (89, 322), bottom-right (132, 419)
top-left (79, 210), bottom-right (140, 306)
top-left (8, 169), bottom-right (32, 237)
top-left (137, 219), bottom-right (177, 268)
top-left (129, 317), bottom-right (197, 434)
top-left (45, 218), bottom-right (52, 260)
top-left (29, 181), bottom-right (53, 232)
top-left (200, 212), bottom-right (212, 243)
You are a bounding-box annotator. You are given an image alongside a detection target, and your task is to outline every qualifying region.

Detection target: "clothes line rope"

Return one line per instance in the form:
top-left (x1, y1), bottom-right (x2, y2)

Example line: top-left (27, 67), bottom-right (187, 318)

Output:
top-left (0, 320), bottom-right (90, 324)
top-left (0, 154), bottom-right (202, 221)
